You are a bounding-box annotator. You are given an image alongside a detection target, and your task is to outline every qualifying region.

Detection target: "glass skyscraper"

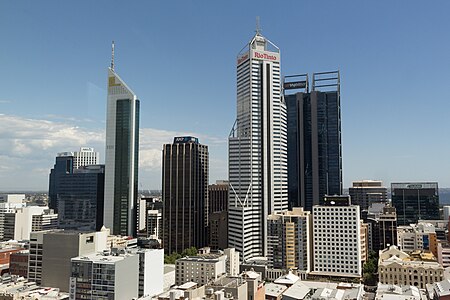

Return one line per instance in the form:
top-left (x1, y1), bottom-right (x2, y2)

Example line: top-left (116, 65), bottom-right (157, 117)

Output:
top-left (104, 64), bottom-right (140, 237)
top-left (391, 182), bottom-right (439, 225)
top-left (285, 72), bottom-right (342, 212)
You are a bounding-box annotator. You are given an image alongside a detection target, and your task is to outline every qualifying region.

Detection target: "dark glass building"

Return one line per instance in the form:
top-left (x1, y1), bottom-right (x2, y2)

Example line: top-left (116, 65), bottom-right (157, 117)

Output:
top-left (208, 181), bottom-right (228, 250)
top-left (391, 182), bottom-right (440, 225)
top-left (49, 155), bottom-right (74, 212)
top-left (285, 72), bottom-right (342, 211)
top-left (49, 156), bottom-right (105, 230)
top-left (162, 137), bottom-right (208, 254)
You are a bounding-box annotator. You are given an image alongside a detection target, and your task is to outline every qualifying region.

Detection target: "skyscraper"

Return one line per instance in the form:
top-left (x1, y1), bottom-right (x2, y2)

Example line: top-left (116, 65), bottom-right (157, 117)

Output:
top-left (285, 72), bottom-right (342, 211)
top-left (104, 43), bottom-right (140, 237)
top-left (228, 30), bottom-right (288, 260)
top-left (72, 147), bottom-right (99, 169)
top-left (162, 136), bottom-right (209, 254)
top-left (391, 182), bottom-right (440, 226)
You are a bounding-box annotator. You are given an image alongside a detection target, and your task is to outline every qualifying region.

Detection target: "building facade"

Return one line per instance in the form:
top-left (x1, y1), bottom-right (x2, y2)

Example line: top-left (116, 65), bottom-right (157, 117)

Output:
top-left (363, 203), bottom-right (397, 252)
top-left (349, 180), bottom-right (387, 211)
top-left (104, 58), bottom-right (140, 237)
top-left (312, 195), bottom-right (362, 278)
top-left (162, 136), bottom-right (209, 254)
top-left (391, 182), bottom-right (440, 226)
top-left (228, 30), bottom-right (288, 261)
top-left (285, 72), bottom-right (342, 211)
top-left (175, 253), bottom-right (227, 285)
top-left (267, 207), bottom-right (311, 272)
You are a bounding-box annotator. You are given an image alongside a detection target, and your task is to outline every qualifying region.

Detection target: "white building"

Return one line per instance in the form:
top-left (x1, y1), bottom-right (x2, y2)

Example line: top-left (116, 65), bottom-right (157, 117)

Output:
top-left (73, 147), bottom-right (99, 168)
top-left (224, 248), bottom-right (240, 276)
top-left (311, 196), bottom-right (362, 278)
top-left (103, 44), bottom-right (140, 237)
top-left (397, 223), bottom-right (436, 253)
top-left (228, 28), bottom-right (288, 261)
top-left (70, 251), bottom-right (139, 300)
top-left (0, 194), bottom-right (25, 206)
top-left (147, 209), bottom-right (162, 241)
top-left (1, 207), bottom-right (58, 241)
top-left (131, 248), bottom-right (164, 298)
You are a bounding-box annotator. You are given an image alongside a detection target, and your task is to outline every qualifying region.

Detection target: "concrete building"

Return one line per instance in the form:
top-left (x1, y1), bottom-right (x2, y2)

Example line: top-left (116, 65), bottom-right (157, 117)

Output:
top-left (28, 230), bottom-right (108, 290)
top-left (72, 147), bottom-right (99, 169)
top-left (391, 182), bottom-right (440, 226)
top-left (397, 222), bottom-right (438, 255)
top-left (175, 252), bottom-right (227, 285)
top-left (130, 248), bottom-right (164, 298)
top-left (1, 207), bottom-right (58, 242)
top-left (431, 278), bottom-right (450, 300)
top-left (70, 250), bottom-right (139, 300)
top-left (228, 29), bottom-right (288, 261)
top-left (9, 250), bottom-right (29, 278)
top-left (360, 221), bottom-right (369, 263)
top-left (163, 136), bottom-right (209, 254)
top-left (444, 206), bottom-right (450, 222)
top-left (311, 195), bottom-right (362, 278)
top-left (376, 283), bottom-right (424, 300)
top-left (284, 72), bottom-right (342, 212)
top-left (437, 241), bottom-right (450, 268)
top-left (349, 180), bottom-right (387, 211)
top-left (363, 203), bottom-right (397, 252)
top-left (104, 45), bottom-right (140, 237)
top-left (378, 245), bottom-right (444, 289)
top-left (267, 207), bottom-right (311, 272)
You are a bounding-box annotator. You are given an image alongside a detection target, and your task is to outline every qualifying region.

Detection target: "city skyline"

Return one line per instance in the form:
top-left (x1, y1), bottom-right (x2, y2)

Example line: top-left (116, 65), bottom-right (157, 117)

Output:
top-left (1, 2), bottom-right (450, 191)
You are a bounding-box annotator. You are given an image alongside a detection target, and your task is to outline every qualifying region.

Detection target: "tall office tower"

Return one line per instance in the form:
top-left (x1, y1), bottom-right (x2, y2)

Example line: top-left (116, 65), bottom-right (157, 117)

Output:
top-left (228, 30), bottom-right (288, 261)
top-left (267, 207), bottom-right (311, 272)
top-left (209, 181), bottom-right (229, 215)
top-left (349, 180), bottom-right (387, 211)
top-left (284, 72), bottom-right (342, 211)
top-left (49, 154), bottom-right (73, 211)
top-left (391, 182), bottom-right (439, 226)
top-left (104, 44), bottom-right (140, 237)
top-left (162, 136), bottom-right (209, 254)
top-left (312, 195), bottom-right (362, 278)
top-left (73, 147), bottom-right (99, 169)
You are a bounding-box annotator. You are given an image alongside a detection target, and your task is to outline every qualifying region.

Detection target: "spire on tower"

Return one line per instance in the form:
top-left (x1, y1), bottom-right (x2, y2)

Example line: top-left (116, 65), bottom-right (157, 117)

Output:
top-left (111, 41), bottom-right (115, 71)
top-left (256, 16), bottom-right (261, 35)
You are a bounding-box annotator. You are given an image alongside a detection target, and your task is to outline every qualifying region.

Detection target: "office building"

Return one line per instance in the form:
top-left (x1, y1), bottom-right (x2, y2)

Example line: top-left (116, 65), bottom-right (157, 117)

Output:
top-left (72, 147), bottom-right (99, 169)
top-left (0, 207), bottom-right (58, 241)
top-left (209, 181), bottom-right (229, 214)
top-left (349, 180), bottom-right (387, 211)
top-left (267, 207), bottom-right (311, 272)
top-left (208, 181), bottom-right (229, 250)
top-left (391, 182), bottom-right (439, 226)
top-left (28, 230), bottom-right (108, 290)
top-left (397, 222), bottom-right (439, 256)
top-left (49, 153), bottom-right (105, 230)
top-left (363, 203), bottom-right (397, 252)
top-left (162, 136), bottom-right (208, 254)
top-left (378, 245), bottom-right (444, 289)
top-left (175, 252), bottom-right (227, 285)
top-left (10, 250), bottom-right (29, 278)
top-left (311, 195), bottom-right (362, 278)
top-left (104, 44), bottom-right (140, 237)
top-left (228, 29), bottom-right (288, 261)
top-left (284, 72), bottom-right (342, 211)
top-left (70, 250), bottom-right (139, 300)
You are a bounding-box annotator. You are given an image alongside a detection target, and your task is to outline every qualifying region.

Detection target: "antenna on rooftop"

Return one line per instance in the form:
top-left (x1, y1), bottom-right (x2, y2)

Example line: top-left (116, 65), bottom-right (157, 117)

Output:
top-left (111, 41), bottom-right (115, 71)
top-left (256, 16), bottom-right (261, 34)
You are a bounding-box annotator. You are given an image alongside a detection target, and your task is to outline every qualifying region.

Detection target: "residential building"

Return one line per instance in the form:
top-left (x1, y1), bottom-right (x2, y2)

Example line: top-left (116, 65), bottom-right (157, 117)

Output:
top-left (378, 245), bottom-right (444, 289)
top-left (70, 250), bottom-right (139, 300)
top-left (311, 195), bottom-right (362, 278)
top-left (349, 180), bottom-right (387, 211)
top-left (28, 230), bottom-right (108, 290)
top-left (285, 72), bottom-right (342, 212)
top-left (162, 136), bottom-right (209, 254)
top-left (267, 207), bottom-right (311, 272)
top-left (104, 44), bottom-right (140, 237)
top-left (391, 182), bottom-right (440, 226)
top-left (228, 29), bottom-right (288, 261)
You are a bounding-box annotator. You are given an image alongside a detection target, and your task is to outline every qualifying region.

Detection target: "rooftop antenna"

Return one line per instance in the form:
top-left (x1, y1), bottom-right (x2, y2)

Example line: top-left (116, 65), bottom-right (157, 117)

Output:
top-left (256, 16), bottom-right (261, 34)
top-left (111, 41), bottom-right (115, 71)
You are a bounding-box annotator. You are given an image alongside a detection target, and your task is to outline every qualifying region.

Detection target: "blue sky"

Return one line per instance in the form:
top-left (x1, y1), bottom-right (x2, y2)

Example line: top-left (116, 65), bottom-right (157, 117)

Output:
top-left (1, 1), bottom-right (450, 191)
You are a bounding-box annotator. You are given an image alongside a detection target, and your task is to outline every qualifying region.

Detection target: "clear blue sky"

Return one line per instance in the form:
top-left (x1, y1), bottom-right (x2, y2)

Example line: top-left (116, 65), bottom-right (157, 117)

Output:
top-left (1, 1), bottom-right (450, 191)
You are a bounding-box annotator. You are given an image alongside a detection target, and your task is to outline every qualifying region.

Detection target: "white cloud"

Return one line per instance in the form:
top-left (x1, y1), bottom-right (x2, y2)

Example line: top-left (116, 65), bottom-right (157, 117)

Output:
top-left (0, 114), bottom-right (228, 190)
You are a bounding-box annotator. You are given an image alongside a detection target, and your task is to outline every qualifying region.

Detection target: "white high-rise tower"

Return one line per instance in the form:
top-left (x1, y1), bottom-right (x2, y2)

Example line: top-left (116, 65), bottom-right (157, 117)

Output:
top-left (104, 42), bottom-right (140, 236)
top-left (228, 30), bottom-right (288, 261)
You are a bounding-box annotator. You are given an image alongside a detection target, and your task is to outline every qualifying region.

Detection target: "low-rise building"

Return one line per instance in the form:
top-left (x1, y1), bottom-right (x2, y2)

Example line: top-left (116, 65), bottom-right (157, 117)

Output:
top-left (9, 250), bottom-right (29, 278)
top-left (376, 283), bottom-right (425, 300)
top-left (175, 252), bottom-right (226, 285)
top-left (378, 245), bottom-right (444, 289)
